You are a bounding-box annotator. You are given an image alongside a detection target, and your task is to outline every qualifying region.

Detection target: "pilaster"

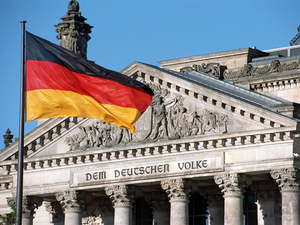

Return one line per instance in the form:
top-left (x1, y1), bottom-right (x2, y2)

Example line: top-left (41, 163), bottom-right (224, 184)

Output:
top-left (161, 179), bottom-right (190, 225)
top-left (214, 173), bottom-right (252, 225)
top-left (271, 168), bottom-right (300, 225)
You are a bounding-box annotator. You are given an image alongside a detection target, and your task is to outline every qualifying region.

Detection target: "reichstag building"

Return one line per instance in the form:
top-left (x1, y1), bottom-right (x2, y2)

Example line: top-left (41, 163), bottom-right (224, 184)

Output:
top-left (1, 1), bottom-right (300, 225)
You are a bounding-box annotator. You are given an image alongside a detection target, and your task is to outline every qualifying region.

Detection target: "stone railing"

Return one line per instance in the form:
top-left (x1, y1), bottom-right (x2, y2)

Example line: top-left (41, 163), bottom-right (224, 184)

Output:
top-left (0, 126), bottom-right (298, 176)
top-left (251, 78), bottom-right (300, 92)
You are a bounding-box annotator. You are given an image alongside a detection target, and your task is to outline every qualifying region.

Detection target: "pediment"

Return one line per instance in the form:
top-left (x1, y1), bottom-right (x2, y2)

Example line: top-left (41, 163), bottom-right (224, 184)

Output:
top-left (1, 62), bottom-right (299, 160)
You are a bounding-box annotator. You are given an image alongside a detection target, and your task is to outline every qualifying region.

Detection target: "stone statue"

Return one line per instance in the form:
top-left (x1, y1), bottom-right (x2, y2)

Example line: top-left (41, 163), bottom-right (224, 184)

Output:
top-left (68, 0), bottom-right (79, 12)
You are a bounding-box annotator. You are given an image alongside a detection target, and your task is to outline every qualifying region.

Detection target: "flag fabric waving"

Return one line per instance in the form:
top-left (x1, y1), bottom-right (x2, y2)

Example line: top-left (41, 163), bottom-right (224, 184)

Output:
top-left (26, 32), bottom-right (153, 133)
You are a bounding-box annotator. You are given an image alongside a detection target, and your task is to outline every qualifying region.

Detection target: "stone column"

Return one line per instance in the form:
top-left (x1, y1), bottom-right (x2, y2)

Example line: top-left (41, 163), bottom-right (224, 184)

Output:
top-left (161, 179), bottom-right (190, 225)
top-left (271, 168), bottom-right (300, 225)
top-left (105, 185), bottom-right (139, 225)
top-left (56, 190), bottom-right (91, 225)
top-left (20, 196), bottom-right (43, 225)
top-left (199, 187), bottom-right (224, 225)
top-left (145, 191), bottom-right (170, 225)
top-left (251, 181), bottom-right (280, 225)
top-left (214, 173), bottom-right (252, 225)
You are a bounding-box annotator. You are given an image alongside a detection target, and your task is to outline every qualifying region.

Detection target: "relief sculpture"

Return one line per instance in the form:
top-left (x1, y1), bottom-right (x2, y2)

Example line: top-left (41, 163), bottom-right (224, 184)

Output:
top-left (180, 63), bottom-right (221, 78)
top-left (224, 58), bottom-right (300, 79)
top-left (65, 82), bottom-right (229, 151)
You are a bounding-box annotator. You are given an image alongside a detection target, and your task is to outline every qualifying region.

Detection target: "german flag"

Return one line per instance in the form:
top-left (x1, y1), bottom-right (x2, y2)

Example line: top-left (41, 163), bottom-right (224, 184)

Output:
top-left (26, 32), bottom-right (153, 133)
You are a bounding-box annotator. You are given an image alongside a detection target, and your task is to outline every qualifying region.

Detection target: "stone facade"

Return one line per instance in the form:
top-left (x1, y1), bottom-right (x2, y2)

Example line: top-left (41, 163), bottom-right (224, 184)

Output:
top-left (1, 1), bottom-right (300, 225)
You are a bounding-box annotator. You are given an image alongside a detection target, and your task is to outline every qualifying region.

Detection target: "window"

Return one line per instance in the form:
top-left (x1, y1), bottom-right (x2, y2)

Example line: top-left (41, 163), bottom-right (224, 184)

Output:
top-left (136, 197), bottom-right (153, 225)
top-left (189, 193), bottom-right (208, 225)
top-left (243, 189), bottom-right (257, 225)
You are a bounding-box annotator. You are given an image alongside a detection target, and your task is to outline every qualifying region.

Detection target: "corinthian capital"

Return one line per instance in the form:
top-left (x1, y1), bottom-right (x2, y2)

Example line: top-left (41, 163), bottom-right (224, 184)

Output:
top-left (56, 190), bottom-right (92, 212)
top-left (161, 179), bottom-right (190, 202)
top-left (105, 185), bottom-right (139, 207)
top-left (214, 173), bottom-right (252, 197)
top-left (10, 196), bottom-right (43, 218)
top-left (271, 168), bottom-right (300, 192)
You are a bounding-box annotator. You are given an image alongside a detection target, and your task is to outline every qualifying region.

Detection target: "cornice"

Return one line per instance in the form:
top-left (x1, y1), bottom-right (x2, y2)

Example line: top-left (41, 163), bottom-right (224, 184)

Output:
top-left (157, 48), bottom-right (266, 67)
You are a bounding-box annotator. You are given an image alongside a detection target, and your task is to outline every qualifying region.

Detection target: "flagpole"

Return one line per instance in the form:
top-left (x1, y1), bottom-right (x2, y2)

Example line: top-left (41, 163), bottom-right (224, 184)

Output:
top-left (15, 20), bottom-right (26, 225)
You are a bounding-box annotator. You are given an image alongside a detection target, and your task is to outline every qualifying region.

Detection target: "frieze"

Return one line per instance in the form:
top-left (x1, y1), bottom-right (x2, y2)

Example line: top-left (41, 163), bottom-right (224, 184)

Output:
top-left (65, 84), bottom-right (229, 151)
top-left (179, 63), bottom-right (221, 78)
top-left (224, 58), bottom-right (300, 79)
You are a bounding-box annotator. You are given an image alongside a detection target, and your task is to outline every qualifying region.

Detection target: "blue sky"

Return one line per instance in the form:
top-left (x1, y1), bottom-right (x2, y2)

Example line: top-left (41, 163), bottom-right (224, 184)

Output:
top-left (0, 0), bottom-right (299, 150)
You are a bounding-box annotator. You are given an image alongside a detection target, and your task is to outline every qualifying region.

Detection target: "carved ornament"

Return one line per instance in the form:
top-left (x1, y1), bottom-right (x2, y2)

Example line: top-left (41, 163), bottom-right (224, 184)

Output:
top-left (56, 190), bottom-right (92, 212)
top-left (161, 179), bottom-right (190, 201)
top-left (8, 196), bottom-right (43, 217)
top-left (224, 58), bottom-right (300, 79)
top-left (105, 185), bottom-right (139, 207)
top-left (214, 173), bottom-right (252, 197)
top-left (55, 0), bottom-right (92, 58)
top-left (180, 63), bottom-right (221, 78)
top-left (271, 168), bottom-right (300, 192)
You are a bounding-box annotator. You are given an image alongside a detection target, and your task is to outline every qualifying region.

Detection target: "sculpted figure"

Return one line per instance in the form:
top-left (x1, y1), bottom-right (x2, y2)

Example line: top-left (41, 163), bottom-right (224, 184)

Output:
top-left (189, 112), bottom-right (204, 135)
top-left (110, 125), bottom-right (131, 145)
top-left (173, 106), bottom-right (189, 137)
top-left (86, 125), bottom-right (97, 147)
top-left (269, 60), bottom-right (281, 73)
top-left (203, 110), bottom-right (219, 134)
top-left (240, 64), bottom-right (253, 77)
top-left (179, 66), bottom-right (193, 74)
top-left (193, 63), bottom-right (220, 77)
top-left (96, 121), bottom-right (112, 147)
top-left (150, 97), bottom-right (168, 139)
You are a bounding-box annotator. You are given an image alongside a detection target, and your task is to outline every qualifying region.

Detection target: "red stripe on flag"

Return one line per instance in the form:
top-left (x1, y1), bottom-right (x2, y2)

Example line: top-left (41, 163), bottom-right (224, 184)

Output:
top-left (26, 60), bottom-right (152, 114)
